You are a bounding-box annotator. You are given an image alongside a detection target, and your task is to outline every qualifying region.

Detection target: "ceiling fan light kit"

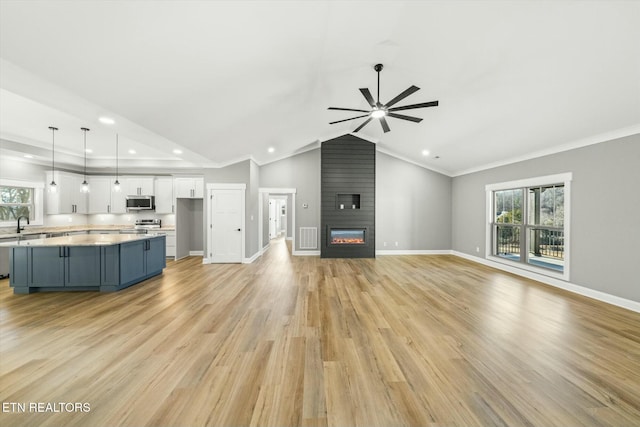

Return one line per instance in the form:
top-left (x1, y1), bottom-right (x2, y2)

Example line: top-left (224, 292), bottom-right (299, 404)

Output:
top-left (328, 63), bottom-right (439, 133)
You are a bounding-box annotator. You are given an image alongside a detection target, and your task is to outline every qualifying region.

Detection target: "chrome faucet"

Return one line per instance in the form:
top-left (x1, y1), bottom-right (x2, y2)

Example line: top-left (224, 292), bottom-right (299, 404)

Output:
top-left (17, 215), bottom-right (30, 233)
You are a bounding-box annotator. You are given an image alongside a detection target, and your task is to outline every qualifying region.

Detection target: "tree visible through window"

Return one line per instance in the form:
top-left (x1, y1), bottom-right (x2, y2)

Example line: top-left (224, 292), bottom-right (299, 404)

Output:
top-left (0, 185), bottom-right (34, 222)
top-left (492, 184), bottom-right (565, 273)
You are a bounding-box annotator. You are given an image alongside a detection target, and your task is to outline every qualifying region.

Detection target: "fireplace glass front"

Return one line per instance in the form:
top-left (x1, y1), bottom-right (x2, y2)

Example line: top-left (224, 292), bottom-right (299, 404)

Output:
top-left (330, 228), bottom-right (366, 245)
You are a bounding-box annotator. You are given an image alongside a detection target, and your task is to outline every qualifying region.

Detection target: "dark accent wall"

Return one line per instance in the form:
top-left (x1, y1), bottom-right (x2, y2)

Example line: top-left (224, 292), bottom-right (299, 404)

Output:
top-left (321, 135), bottom-right (375, 258)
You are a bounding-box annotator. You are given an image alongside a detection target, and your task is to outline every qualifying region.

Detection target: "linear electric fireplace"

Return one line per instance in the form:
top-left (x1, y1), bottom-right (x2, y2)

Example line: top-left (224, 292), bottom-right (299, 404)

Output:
top-left (329, 228), bottom-right (366, 245)
top-left (321, 135), bottom-right (375, 258)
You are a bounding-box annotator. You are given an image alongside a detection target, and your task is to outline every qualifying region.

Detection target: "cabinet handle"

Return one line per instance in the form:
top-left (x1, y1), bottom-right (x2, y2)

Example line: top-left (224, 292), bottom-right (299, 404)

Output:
top-left (107, 204), bottom-right (111, 213)
top-left (59, 247), bottom-right (63, 257)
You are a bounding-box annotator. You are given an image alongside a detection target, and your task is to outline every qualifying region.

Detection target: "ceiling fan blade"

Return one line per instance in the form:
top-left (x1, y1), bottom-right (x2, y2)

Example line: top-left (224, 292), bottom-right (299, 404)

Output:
top-left (384, 85), bottom-right (420, 108)
top-left (388, 100), bottom-right (439, 112)
top-left (359, 88), bottom-right (376, 108)
top-left (353, 117), bottom-right (373, 132)
top-left (379, 116), bottom-right (391, 133)
top-left (328, 107), bottom-right (370, 113)
top-left (329, 114), bottom-right (370, 125)
top-left (387, 112), bottom-right (423, 123)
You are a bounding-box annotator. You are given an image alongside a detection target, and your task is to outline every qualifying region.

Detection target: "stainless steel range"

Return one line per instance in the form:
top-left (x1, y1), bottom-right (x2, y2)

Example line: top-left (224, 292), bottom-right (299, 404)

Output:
top-left (119, 219), bottom-right (161, 234)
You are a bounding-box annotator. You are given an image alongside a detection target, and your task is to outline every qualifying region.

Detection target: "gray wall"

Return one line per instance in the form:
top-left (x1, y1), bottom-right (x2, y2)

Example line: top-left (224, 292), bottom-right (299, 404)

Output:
top-left (0, 155), bottom-right (47, 182)
top-left (260, 149), bottom-right (321, 252)
top-left (247, 160), bottom-right (260, 258)
top-left (259, 146), bottom-right (454, 253)
top-left (452, 134), bottom-right (640, 302)
top-left (376, 152), bottom-right (452, 251)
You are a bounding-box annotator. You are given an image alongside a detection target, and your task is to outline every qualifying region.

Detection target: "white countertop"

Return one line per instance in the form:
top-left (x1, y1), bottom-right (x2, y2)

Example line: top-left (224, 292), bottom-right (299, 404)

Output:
top-left (0, 233), bottom-right (166, 247)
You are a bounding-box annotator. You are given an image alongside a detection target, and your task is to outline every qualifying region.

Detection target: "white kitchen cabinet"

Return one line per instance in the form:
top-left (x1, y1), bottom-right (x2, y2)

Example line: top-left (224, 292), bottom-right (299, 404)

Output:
top-left (110, 185), bottom-right (127, 213)
top-left (174, 177), bottom-right (203, 199)
top-left (164, 230), bottom-right (176, 258)
top-left (154, 177), bottom-right (175, 214)
top-left (88, 176), bottom-right (126, 214)
top-left (88, 177), bottom-right (112, 214)
top-left (122, 177), bottom-right (154, 196)
top-left (46, 171), bottom-right (88, 214)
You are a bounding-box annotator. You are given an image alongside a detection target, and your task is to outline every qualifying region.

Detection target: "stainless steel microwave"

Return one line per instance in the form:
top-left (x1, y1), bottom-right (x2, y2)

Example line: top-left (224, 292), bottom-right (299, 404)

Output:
top-left (126, 195), bottom-right (155, 211)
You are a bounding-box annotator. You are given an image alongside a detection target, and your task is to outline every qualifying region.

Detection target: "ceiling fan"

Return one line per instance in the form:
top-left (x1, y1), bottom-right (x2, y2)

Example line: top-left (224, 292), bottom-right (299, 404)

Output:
top-left (328, 63), bottom-right (438, 133)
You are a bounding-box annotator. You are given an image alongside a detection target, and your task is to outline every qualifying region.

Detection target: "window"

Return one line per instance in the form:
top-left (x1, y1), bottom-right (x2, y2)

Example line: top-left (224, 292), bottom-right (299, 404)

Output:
top-left (0, 186), bottom-right (34, 221)
top-left (486, 173), bottom-right (571, 280)
top-left (0, 179), bottom-right (44, 227)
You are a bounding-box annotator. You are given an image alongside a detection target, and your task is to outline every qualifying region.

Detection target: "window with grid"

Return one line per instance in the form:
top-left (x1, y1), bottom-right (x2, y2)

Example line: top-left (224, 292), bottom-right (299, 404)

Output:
top-left (0, 179), bottom-right (44, 227)
top-left (0, 185), bottom-right (34, 222)
top-left (487, 174), bottom-right (571, 279)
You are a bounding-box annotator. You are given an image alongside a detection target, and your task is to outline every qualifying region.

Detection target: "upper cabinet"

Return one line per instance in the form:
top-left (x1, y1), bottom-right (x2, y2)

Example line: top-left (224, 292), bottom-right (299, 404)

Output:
top-left (175, 177), bottom-right (204, 199)
top-left (87, 176), bottom-right (126, 214)
top-left (88, 177), bottom-right (112, 214)
top-left (122, 177), bottom-right (154, 196)
top-left (45, 171), bottom-right (88, 214)
top-left (154, 177), bottom-right (174, 214)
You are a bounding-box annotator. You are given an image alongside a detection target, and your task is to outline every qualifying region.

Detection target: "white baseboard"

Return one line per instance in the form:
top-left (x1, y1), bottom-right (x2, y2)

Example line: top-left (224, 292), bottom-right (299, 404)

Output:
top-left (292, 250), bottom-right (320, 256)
top-left (452, 251), bottom-right (640, 314)
top-left (243, 251), bottom-right (261, 264)
top-left (376, 249), bottom-right (453, 256)
top-left (189, 251), bottom-right (203, 256)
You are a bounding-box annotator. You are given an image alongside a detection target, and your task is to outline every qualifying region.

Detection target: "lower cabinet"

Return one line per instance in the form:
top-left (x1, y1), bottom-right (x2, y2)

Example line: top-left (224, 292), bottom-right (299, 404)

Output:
top-left (29, 246), bottom-right (100, 288)
top-left (119, 237), bottom-right (166, 288)
top-left (164, 231), bottom-right (176, 258)
top-left (8, 236), bottom-right (166, 294)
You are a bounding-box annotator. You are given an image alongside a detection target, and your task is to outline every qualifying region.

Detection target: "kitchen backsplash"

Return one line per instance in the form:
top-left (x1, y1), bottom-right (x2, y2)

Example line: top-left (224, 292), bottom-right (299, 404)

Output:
top-left (0, 213), bottom-right (176, 235)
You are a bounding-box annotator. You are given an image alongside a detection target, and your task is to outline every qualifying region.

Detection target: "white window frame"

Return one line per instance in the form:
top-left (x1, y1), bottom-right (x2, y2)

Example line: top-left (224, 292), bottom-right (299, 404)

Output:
top-left (0, 179), bottom-right (44, 227)
top-left (485, 173), bottom-right (572, 281)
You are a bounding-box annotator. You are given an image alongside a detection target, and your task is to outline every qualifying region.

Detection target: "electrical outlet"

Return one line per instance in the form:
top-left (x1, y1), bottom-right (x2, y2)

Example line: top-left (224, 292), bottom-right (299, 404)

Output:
top-left (395, 242), bottom-right (398, 247)
top-left (383, 242), bottom-right (387, 247)
top-left (476, 246), bottom-right (480, 253)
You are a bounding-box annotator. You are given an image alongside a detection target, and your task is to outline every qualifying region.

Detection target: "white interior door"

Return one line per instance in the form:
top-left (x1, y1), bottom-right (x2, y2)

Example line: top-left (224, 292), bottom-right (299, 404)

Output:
top-left (211, 189), bottom-right (243, 263)
top-left (269, 200), bottom-right (277, 239)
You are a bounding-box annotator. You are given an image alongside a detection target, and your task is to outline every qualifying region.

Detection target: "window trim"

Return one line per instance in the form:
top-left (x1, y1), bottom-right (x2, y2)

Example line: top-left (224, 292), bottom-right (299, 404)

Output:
top-left (485, 173), bottom-right (572, 281)
top-left (0, 179), bottom-right (44, 227)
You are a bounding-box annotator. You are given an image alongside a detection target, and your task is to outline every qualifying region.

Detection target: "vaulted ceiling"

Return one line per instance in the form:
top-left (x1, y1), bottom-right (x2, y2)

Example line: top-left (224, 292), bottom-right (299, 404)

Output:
top-left (1, 1), bottom-right (638, 176)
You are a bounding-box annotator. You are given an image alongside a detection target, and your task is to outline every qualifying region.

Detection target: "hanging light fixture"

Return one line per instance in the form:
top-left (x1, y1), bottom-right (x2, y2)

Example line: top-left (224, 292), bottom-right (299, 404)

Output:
top-left (48, 126), bottom-right (58, 193)
top-left (113, 133), bottom-right (121, 192)
top-left (80, 127), bottom-right (90, 193)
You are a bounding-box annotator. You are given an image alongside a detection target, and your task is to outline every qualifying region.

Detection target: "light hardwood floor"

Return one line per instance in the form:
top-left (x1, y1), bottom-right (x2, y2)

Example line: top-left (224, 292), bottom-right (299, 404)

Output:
top-left (1, 237), bottom-right (639, 427)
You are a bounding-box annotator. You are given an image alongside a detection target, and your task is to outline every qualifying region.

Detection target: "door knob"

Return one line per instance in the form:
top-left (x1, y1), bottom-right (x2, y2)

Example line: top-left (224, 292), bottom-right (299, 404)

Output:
top-left (237, 228), bottom-right (241, 231)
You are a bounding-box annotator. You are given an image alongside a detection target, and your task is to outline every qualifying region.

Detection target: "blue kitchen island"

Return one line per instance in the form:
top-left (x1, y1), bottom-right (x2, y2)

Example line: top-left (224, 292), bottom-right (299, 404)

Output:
top-left (4, 233), bottom-right (166, 294)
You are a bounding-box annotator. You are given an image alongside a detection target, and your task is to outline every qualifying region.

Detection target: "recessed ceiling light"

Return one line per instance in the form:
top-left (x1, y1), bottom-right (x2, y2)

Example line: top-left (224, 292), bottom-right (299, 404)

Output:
top-left (268, 147), bottom-right (275, 153)
top-left (85, 148), bottom-right (93, 153)
top-left (23, 154), bottom-right (33, 159)
top-left (421, 149), bottom-right (430, 156)
top-left (172, 149), bottom-right (183, 155)
top-left (128, 149), bottom-right (136, 154)
top-left (99, 117), bottom-right (115, 125)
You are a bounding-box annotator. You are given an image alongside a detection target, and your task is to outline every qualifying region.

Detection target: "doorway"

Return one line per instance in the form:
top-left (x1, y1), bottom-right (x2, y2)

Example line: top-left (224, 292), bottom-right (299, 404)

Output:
top-left (259, 188), bottom-right (296, 255)
top-left (268, 195), bottom-right (287, 240)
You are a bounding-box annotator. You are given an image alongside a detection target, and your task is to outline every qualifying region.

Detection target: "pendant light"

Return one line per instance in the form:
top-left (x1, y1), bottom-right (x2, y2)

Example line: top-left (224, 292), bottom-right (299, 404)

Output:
top-left (48, 126), bottom-right (58, 193)
top-left (80, 127), bottom-right (90, 193)
top-left (113, 133), bottom-right (121, 192)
